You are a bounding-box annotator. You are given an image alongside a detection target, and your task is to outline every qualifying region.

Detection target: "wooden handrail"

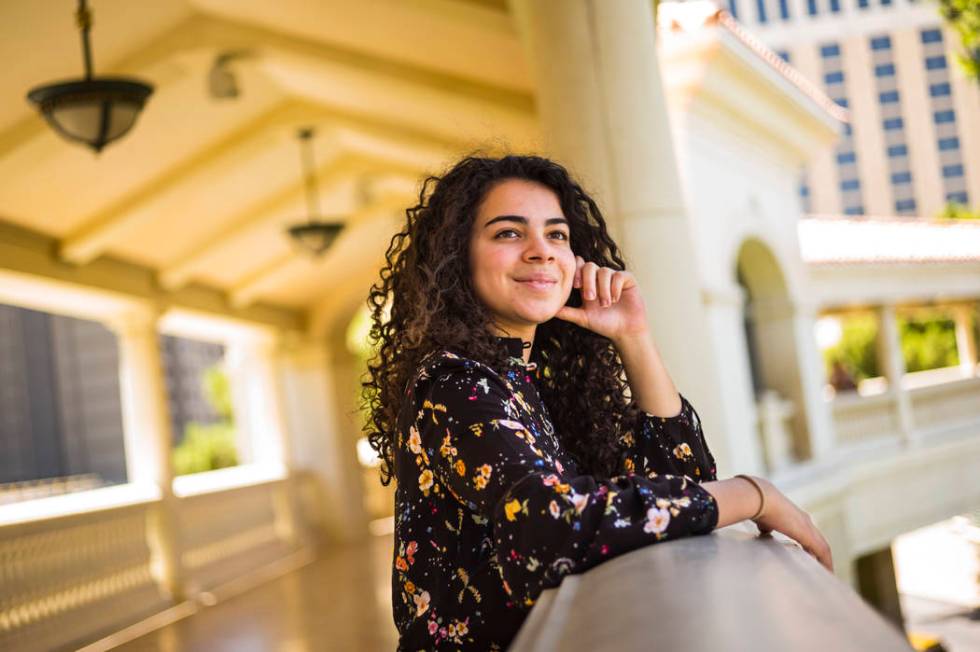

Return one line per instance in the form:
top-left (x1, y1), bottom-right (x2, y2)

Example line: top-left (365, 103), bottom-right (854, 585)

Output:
top-left (510, 527), bottom-right (914, 651)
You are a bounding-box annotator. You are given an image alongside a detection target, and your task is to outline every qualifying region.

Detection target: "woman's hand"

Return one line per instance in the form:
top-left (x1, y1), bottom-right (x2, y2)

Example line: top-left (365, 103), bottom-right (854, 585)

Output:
top-left (752, 478), bottom-right (834, 573)
top-left (703, 476), bottom-right (834, 572)
top-left (555, 256), bottom-right (649, 342)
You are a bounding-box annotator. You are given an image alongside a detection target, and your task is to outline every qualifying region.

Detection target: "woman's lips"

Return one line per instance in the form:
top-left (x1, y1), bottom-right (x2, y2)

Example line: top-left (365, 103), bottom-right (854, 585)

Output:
top-left (516, 279), bottom-right (557, 290)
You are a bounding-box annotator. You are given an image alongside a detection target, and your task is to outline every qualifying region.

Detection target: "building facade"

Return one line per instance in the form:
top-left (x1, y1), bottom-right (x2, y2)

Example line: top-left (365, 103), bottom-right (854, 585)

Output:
top-left (728, 0), bottom-right (980, 217)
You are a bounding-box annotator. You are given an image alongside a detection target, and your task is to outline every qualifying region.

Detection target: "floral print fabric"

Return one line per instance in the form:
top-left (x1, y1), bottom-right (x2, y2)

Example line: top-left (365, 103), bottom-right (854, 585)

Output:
top-left (391, 337), bottom-right (719, 650)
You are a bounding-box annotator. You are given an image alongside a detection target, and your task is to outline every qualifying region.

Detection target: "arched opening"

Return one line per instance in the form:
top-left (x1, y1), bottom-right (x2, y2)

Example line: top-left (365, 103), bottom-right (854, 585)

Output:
top-left (735, 238), bottom-right (813, 466)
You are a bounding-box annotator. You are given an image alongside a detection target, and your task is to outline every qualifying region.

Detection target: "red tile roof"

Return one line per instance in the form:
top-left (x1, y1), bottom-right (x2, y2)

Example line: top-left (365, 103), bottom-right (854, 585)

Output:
top-left (658, 2), bottom-right (849, 123)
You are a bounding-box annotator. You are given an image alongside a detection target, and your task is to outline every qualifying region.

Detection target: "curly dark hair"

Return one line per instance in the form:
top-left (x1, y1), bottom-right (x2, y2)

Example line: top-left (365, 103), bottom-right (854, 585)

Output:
top-left (362, 154), bottom-right (641, 486)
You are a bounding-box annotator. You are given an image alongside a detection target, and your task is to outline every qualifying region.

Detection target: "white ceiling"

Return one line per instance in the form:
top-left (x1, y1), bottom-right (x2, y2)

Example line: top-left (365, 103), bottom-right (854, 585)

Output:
top-left (0, 0), bottom-right (539, 322)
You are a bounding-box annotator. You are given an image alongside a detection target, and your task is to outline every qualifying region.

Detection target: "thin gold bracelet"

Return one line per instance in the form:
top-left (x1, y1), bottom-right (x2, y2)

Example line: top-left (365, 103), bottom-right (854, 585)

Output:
top-left (735, 474), bottom-right (766, 521)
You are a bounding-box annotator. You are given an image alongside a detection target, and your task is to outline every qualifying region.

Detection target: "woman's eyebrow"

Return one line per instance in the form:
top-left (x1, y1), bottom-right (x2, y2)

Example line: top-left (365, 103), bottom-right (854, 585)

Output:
top-left (483, 215), bottom-right (569, 228)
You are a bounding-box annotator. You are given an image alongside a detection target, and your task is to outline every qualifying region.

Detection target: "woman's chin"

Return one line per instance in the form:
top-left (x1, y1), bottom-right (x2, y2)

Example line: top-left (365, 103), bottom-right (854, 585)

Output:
top-left (514, 305), bottom-right (563, 325)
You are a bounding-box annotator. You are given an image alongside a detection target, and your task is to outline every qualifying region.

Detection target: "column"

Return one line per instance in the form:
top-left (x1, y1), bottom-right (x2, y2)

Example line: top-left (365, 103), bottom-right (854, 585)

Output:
top-left (876, 305), bottom-right (914, 443)
top-left (792, 301), bottom-right (837, 460)
top-left (228, 334), bottom-right (301, 544)
top-left (855, 547), bottom-right (906, 631)
top-left (107, 308), bottom-right (184, 602)
top-left (702, 286), bottom-right (767, 476)
top-left (226, 335), bottom-right (292, 470)
top-left (510, 0), bottom-right (739, 477)
top-left (751, 297), bottom-right (836, 462)
top-left (279, 335), bottom-right (369, 543)
top-left (952, 303), bottom-right (978, 377)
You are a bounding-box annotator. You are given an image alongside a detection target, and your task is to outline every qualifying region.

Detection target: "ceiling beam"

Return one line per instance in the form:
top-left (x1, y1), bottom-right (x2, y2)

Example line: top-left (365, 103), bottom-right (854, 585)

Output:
top-left (157, 126), bottom-right (450, 291)
top-left (0, 220), bottom-right (304, 331)
top-left (123, 13), bottom-right (537, 147)
top-left (57, 101), bottom-right (313, 266)
top-left (158, 151), bottom-right (354, 291)
top-left (228, 179), bottom-right (415, 308)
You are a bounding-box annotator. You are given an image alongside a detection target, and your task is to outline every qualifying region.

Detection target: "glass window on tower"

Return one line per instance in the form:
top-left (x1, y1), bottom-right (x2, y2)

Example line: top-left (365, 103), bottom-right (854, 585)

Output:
top-left (921, 27), bottom-right (970, 211)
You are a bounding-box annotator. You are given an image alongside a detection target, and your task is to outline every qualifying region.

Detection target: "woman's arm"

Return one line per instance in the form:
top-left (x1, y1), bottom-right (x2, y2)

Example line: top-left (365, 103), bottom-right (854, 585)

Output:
top-left (702, 475), bottom-right (835, 572)
top-left (555, 258), bottom-right (833, 572)
top-left (557, 256), bottom-right (680, 418)
top-left (408, 354), bottom-right (719, 608)
top-left (619, 393), bottom-right (717, 482)
top-left (614, 332), bottom-right (682, 418)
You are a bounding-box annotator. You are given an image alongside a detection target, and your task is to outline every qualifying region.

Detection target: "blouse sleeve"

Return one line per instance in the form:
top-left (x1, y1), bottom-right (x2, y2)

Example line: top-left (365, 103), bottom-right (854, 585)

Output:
top-left (618, 394), bottom-right (718, 483)
top-left (409, 355), bottom-right (719, 609)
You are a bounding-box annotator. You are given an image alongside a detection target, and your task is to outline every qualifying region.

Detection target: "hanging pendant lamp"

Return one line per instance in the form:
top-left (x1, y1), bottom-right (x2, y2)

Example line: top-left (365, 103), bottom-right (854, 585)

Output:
top-left (26, 0), bottom-right (154, 153)
top-left (286, 127), bottom-right (344, 257)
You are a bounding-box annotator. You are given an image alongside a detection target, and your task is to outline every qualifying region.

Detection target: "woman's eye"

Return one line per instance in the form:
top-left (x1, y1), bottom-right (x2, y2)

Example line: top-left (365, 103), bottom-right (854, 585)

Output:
top-left (549, 231), bottom-right (569, 241)
top-left (494, 229), bottom-right (519, 239)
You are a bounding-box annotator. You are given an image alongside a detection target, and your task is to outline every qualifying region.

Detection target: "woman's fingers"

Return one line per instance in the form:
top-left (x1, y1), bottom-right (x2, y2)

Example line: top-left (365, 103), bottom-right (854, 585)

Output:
top-left (610, 271), bottom-right (628, 303)
top-left (575, 257), bottom-right (626, 307)
top-left (754, 486), bottom-right (833, 573)
top-left (797, 518), bottom-right (834, 573)
top-left (580, 260), bottom-right (599, 302)
top-left (597, 267), bottom-right (614, 307)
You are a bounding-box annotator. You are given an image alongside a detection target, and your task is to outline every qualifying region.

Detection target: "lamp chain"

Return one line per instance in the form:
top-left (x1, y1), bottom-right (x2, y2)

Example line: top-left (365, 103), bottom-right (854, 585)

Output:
top-left (298, 128), bottom-right (321, 223)
top-left (76, 0), bottom-right (94, 80)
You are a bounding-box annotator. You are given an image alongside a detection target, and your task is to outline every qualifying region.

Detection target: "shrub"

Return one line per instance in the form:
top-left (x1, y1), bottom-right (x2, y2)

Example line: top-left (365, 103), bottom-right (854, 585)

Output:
top-left (898, 312), bottom-right (960, 372)
top-left (823, 312), bottom-right (880, 382)
top-left (173, 421), bottom-right (238, 475)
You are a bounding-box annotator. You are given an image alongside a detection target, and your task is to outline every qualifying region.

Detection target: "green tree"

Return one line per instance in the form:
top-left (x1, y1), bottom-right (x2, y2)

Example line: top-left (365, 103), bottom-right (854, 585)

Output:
top-left (173, 364), bottom-right (238, 476)
top-left (939, 201), bottom-right (980, 220)
top-left (823, 313), bottom-right (880, 383)
top-left (898, 313), bottom-right (960, 372)
top-left (938, 0), bottom-right (980, 82)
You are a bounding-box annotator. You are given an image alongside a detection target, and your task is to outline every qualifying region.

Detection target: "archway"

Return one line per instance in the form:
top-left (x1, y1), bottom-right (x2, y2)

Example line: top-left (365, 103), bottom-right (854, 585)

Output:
top-left (735, 238), bottom-right (814, 464)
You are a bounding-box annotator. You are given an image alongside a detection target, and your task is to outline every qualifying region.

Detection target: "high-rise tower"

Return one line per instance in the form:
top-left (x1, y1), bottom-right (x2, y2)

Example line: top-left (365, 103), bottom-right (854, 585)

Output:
top-left (723, 0), bottom-right (980, 217)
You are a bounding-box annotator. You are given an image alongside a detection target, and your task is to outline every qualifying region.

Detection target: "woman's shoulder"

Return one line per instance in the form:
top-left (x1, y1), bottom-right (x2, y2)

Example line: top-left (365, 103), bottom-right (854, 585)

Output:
top-left (401, 349), bottom-right (509, 419)
top-left (414, 348), bottom-right (501, 386)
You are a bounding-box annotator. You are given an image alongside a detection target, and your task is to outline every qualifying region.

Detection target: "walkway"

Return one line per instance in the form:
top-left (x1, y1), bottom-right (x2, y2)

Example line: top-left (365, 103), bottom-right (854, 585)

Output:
top-left (113, 534), bottom-right (397, 652)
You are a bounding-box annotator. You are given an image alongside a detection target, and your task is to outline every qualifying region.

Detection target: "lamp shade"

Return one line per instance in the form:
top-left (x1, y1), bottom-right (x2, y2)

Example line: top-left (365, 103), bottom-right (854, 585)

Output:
top-left (287, 221), bottom-right (343, 257)
top-left (27, 77), bottom-right (153, 153)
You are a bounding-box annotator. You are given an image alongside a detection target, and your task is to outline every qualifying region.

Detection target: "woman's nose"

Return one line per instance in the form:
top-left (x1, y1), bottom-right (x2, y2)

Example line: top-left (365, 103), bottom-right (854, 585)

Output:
top-left (523, 232), bottom-right (555, 261)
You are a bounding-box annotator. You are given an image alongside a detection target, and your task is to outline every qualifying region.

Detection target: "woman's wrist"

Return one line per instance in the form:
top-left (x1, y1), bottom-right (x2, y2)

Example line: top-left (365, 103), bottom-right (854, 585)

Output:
top-left (701, 476), bottom-right (776, 529)
top-left (610, 329), bottom-right (653, 353)
top-left (735, 474), bottom-right (767, 520)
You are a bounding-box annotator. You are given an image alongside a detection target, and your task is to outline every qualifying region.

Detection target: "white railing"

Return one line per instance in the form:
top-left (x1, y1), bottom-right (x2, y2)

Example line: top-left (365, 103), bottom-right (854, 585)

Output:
top-left (763, 366), bottom-right (980, 463)
top-left (0, 488), bottom-right (165, 652)
top-left (0, 474), bottom-right (105, 506)
top-left (908, 373), bottom-right (980, 435)
top-left (0, 467), bottom-right (307, 652)
top-left (830, 389), bottom-right (901, 444)
top-left (755, 390), bottom-right (796, 471)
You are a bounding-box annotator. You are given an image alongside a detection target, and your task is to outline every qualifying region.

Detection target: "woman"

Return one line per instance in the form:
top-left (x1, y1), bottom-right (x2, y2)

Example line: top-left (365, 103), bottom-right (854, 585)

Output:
top-left (363, 154), bottom-right (832, 650)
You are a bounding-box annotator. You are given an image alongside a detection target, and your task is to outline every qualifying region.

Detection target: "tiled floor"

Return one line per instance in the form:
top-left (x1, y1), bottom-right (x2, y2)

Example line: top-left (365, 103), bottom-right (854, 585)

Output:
top-left (114, 535), bottom-right (398, 652)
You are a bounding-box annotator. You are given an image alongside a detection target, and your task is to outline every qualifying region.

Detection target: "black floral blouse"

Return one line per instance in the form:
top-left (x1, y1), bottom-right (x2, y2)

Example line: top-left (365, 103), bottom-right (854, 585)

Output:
top-left (391, 336), bottom-right (719, 651)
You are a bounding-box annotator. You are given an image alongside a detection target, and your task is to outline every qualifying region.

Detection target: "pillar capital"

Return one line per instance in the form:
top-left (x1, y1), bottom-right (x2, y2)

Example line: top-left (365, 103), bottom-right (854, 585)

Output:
top-left (103, 304), bottom-right (163, 338)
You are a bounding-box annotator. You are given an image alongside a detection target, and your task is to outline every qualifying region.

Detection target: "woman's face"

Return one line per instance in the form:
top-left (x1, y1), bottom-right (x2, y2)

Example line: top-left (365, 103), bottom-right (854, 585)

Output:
top-left (468, 178), bottom-right (576, 339)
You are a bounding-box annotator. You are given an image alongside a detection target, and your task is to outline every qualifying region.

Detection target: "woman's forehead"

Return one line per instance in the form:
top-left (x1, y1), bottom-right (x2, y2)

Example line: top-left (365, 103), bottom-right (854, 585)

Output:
top-left (476, 179), bottom-right (563, 224)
